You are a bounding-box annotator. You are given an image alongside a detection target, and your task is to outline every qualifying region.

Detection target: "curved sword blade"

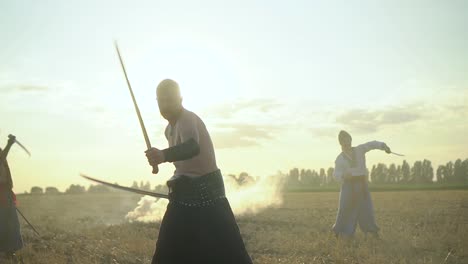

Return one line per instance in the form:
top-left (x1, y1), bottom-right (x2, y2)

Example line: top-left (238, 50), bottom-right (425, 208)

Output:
top-left (391, 152), bottom-right (405, 157)
top-left (14, 139), bottom-right (31, 157)
top-left (80, 173), bottom-right (169, 199)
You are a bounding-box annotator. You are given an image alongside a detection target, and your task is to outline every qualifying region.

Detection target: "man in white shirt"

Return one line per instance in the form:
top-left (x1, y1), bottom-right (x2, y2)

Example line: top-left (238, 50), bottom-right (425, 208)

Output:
top-left (146, 79), bottom-right (252, 264)
top-left (0, 136), bottom-right (23, 261)
top-left (332, 130), bottom-right (391, 237)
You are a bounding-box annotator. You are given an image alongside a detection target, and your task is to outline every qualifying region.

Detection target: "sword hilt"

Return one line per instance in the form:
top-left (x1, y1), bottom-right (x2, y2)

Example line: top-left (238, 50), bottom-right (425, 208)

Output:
top-left (147, 148), bottom-right (159, 174)
top-left (1, 135), bottom-right (16, 164)
top-left (7, 134), bottom-right (16, 145)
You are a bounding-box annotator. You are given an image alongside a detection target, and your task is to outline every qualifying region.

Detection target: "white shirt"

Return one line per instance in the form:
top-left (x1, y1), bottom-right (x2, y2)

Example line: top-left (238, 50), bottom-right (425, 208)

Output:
top-left (165, 109), bottom-right (218, 180)
top-left (333, 141), bottom-right (386, 182)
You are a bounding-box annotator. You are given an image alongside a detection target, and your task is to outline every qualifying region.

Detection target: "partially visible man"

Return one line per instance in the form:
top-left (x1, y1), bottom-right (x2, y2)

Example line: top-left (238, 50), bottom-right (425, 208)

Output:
top-left (146, 79), bottom-right (252, 264)
top-left (332, 130), bottom-right (391, 237)
top-left (0, 135), bottom-right (23, 260)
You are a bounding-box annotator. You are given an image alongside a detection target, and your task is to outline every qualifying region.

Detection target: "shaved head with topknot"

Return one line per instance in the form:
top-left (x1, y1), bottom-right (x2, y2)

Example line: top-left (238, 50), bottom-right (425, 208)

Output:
top-left (157, 79), bottom-right (181, 98)
top-left (156, 79), bottom-right (183, 122)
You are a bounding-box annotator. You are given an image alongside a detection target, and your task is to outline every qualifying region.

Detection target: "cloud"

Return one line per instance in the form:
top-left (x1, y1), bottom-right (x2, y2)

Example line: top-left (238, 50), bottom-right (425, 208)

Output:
top-left (445, 102), bottom-right (468, 116)
top-left (335, 106), bottom-right (424, 133)
top-left (309, 126), bottom-right (340, 138)
top-left (311, 88), bottom-right (468, 136)
top-left (211, 123), bottom-right (278, 149)
top-left (203, 95), bottom-right (465, 143)
top-left (235, 99), bottom-right (282, 113)
top-left (203, 98), bottom-right (282, 119)
top-left (1, 84), bottom-right (50, 92)
top-left (199, 98), bottom-right (285, 149)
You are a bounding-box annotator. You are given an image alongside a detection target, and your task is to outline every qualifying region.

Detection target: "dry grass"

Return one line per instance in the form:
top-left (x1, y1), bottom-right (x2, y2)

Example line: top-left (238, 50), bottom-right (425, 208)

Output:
top-left (6, 191), bottom-right (468, 263)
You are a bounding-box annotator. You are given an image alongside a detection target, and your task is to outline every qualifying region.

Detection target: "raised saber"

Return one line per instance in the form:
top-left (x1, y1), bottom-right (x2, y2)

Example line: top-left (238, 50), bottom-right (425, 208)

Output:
top-left (391, 152), bottom-right (405, 157)
top-left (9, 135), bottom-right (31, 157)
top-left (80, 173), bottom-right (169, 199)
top-left (115, 42), bottom-right (159, 174)
top-left (1, 135), bottom-right (31, 166)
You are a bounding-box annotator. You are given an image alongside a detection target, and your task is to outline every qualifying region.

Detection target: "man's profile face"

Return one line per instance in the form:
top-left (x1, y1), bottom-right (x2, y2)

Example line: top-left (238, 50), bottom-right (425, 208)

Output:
top-left (157, 88), bottom-right (182, 121)
top-left (341, 136), bottom-right (352, 150)
top-left (339, 131), bottom-right (352, 150)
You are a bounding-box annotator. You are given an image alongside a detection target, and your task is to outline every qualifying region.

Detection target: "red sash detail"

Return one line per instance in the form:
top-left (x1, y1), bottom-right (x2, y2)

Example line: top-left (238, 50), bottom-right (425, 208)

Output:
top-left (0, 183), bottom-right (16, 207)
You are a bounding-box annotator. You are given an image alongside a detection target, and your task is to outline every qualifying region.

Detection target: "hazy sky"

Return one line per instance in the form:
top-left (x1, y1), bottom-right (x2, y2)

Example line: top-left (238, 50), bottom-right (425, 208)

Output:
top-left (1, 0), bottom-right (467, 192)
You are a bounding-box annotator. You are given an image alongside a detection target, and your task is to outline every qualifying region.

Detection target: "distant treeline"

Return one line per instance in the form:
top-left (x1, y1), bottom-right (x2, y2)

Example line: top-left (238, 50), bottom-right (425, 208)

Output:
top-left (25, 181), bottom-right (169, 195)
top-left (285, 158), bottom-right (468, 188)
top-left (24, 174), bottom-right (257, 195)
top-left (22, 158), bottom-right (468, 194)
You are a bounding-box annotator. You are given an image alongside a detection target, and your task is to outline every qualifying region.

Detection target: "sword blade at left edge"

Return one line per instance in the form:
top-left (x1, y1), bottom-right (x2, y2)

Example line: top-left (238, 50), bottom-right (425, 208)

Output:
top-left (80, 173), bottom-right (169, 199)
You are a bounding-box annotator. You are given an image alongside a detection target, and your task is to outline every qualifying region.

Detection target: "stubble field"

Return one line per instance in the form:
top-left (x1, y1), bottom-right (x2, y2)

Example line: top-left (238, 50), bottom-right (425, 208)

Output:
top-left (6, 190), bottom-right (468, 264)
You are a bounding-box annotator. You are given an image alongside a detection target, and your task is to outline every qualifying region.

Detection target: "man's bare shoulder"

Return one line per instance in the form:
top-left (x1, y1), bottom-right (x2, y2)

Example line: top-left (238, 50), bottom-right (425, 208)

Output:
top-left (180, 109), bottom-right (204, 125)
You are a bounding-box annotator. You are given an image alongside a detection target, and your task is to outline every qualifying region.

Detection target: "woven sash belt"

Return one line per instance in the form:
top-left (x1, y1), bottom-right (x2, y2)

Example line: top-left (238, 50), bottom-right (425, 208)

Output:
top-left (167, 170), bottom-right (226, 207)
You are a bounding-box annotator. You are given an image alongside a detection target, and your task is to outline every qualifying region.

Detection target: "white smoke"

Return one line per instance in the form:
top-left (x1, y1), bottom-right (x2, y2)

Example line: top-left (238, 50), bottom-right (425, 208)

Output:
top-left (224, 173), bottom-right (285, 216)
top-left (126, 172), bottom-right (286, 222)
top-left (125, 196), bottom-right (169, 222)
